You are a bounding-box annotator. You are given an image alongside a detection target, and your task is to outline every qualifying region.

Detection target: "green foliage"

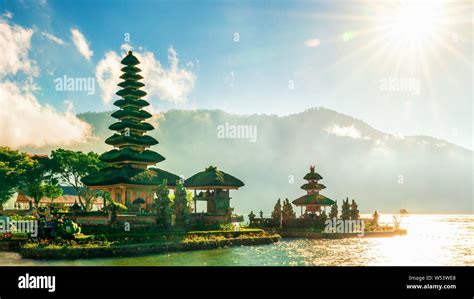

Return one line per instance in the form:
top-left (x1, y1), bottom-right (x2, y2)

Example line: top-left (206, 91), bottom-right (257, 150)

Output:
top-left (372, 211), bottom-right (379, 227)
top-left (315, 211), bottom-right (328, 230)
top-left (329, 201), bottom-right (338, 219)
top-left (341, 198), bottom-right (351, 220)
top-left (107, 201), bottom-right (127, 212)
top-left (96, 190), bottom-right (110, 210)
top-left (55, 218), bottom-right (81, 239)
top-left (186, 191), bottom-right (194, 207)
top-left (174, 180), bottom-right (190, 227)
top-left (218, 223), bottom-right (234, 231)
top-left (186, 229), bottom-right (264, 239)
top-left (106, 200), bottom-right (127, 224)
top-left (281, 198), bottom-right (296, 225)
top-left (0, 147), bottom-right (32, 208)
top-left (8, 214), bottom-right (36, 221)
top-left (50, 149), bottom-right (104, 211)
top-left (350, 199), bottom-right (360, 220)
top-left (155, 179), bottom-right (172, 229)
top-left (248, 211), bottom-right (256, 222)
top-left (19, 155), bottom-right (58, 207)
top-left (271, 198), bottom-right (282, 223)
top-left (44, 184), bottom-right (63, 203)
top-left (133, 198), bottom-right (145, 206)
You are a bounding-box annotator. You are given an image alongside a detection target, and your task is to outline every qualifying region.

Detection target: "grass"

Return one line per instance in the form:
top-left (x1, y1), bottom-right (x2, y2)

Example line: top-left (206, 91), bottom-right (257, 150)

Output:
top-left (21, 228), bottom-right (272, 250)
top-left (19, 232), bottom-right (281, 260)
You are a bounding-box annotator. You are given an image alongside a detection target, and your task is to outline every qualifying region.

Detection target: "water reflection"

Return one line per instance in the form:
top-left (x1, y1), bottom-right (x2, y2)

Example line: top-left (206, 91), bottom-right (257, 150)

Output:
top-left (0, 215), bottom-right (472, 266)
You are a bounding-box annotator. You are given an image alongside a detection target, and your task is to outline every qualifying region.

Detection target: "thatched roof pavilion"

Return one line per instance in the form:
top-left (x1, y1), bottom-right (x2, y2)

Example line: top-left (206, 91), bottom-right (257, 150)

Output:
top-left (184, 166), bottom-right (244, 190)
top-left (184, 166), bottom-right (244, 217)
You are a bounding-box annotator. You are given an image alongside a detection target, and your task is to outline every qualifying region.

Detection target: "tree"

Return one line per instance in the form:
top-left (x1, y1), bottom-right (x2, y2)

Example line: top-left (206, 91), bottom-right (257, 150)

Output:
top-left (44, 184), bottom-right (63, 204)
top-left (174, 180), bottom-right (190, 227)
top-left (341, 198), bottom-right (351, 220)
top-left (19, 155), bottom-right (58, 207)
top-left (271, 198), bottom-right (282, 224)
top-left (281, 198), bottom-right (296, 225)
top-left (319, 210), bottom-right (328, 224)
top-left (133, 197), bottom-right (145, 206)
top-left (329, 201), bottom-right (338, 219)
top-left (155, 179), bottom-right (172, 229)
top-left (96, 190), bottom-right (110, 211)
top-left (248, 211), bottom-right (256, 226)
top-left (50, 149), bottom-right (104, 211)
top-left (372, 211), bottom-right (379, 227)
top-left (0, 147), bottom-right (31, 210)
top-left (350, 199), bottom-right (360, 220)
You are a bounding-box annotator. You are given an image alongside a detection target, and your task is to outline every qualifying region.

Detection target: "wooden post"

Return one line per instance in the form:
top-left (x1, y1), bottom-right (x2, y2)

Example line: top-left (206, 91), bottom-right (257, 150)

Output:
top-left (111, 188), bottom-right (116, 203)
top-left (131, 190), bottom-right (136, 205)
top-left (194, 190), bottom-right (197, 213)
top-left (120, 187), bottom-right (125, 205)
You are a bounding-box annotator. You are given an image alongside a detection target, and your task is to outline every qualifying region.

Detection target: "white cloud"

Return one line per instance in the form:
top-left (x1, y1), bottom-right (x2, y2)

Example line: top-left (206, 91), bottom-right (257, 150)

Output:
top-left (325, 124), bottom-right (362, 139)
top-left (0, 20), bottom-right (92, 148)
top-left (71, 28), bottom-right (93, 60)
top-left (95, 50), bottom-right (122, 104)
top-left (95, 44), bottom-right (196, 104)
top-left (0, 81), bottom-right (92, 148)
top-left (304, 38), bottom-right (321, 48)
top-left (42, 32), bottom-right (65, 45)
top-left (0, 19), bottom-right (38, 77)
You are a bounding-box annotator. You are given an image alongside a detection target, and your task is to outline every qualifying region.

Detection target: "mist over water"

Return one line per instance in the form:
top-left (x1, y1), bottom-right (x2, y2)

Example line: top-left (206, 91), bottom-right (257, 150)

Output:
top-left (1, 214), bottom-right (472, 266)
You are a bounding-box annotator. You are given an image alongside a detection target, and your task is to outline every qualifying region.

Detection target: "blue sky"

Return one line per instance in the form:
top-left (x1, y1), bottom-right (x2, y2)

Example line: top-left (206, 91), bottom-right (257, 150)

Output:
top-left (1, 0), bottom-right (472, 150)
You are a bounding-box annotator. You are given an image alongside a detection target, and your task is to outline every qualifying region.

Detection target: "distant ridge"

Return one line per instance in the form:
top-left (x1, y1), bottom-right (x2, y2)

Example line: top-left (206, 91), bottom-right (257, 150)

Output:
top-left (25, 107), bottom-right (473, 214)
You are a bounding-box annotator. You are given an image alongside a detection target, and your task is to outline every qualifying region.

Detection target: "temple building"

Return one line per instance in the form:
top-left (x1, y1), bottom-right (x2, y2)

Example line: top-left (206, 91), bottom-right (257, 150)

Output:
top-left (184, 166), bottom-right (244, 222)
top-left (82, 51), bottom-right (180, 210)
top-left (292, 165), bottom-right (335, 216)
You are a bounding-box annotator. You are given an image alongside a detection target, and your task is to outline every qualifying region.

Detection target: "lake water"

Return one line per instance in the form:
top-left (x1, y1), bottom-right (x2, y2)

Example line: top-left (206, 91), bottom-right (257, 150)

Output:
top-left (1, 214), bottom-right (472, 266)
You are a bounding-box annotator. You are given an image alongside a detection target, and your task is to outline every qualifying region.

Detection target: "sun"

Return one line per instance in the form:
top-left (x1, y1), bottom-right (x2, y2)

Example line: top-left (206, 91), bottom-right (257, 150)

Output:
top-left (391, 2), bottom-right (440, 42)
top-left (380, 0), bottom-right (445, 49)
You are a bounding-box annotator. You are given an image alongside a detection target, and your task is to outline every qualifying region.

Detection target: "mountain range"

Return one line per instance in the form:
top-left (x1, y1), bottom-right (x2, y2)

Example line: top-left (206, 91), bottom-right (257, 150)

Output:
top-left (24, 107), bottom-right (473, 215)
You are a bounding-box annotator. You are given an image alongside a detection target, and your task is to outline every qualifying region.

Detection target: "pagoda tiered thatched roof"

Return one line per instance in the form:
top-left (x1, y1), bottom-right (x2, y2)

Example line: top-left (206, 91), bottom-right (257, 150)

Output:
top-left (82, 165), bottom-right (180, 187)
top-left (292, 165), bottom-right (335, 207)
top-left (99, 148), bottom-right (165, 164)
top-left (303, 166), bottom-right (323, 181)
top-left (184, 166), bottom-right (244, 189)
top-left (292, 194), bottom-right (335, 206)
top-left (82, 51), bottom-right (179, 188)
top-left (300, 182), bottom-right (326, 190)
top-left (104, 134), bottom-right (158, 147)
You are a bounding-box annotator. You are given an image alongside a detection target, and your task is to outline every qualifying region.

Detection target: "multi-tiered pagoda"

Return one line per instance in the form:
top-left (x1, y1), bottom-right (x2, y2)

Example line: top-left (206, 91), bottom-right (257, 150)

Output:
top-left (82, 51), bottom-right (180, 210)
top-left (292, 165), bottom-right (335, 215)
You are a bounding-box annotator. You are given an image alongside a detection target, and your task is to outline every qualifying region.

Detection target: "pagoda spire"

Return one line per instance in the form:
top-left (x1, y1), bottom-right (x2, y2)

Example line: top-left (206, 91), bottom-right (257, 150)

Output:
top-left (292, 164), bottom-right (335, 214)
top-left (82, 51), bottom-right (181, 210)
top-left (301, 165), bottom-right (326, 195)
top-left (101, 51), bottom-right (164, 169)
